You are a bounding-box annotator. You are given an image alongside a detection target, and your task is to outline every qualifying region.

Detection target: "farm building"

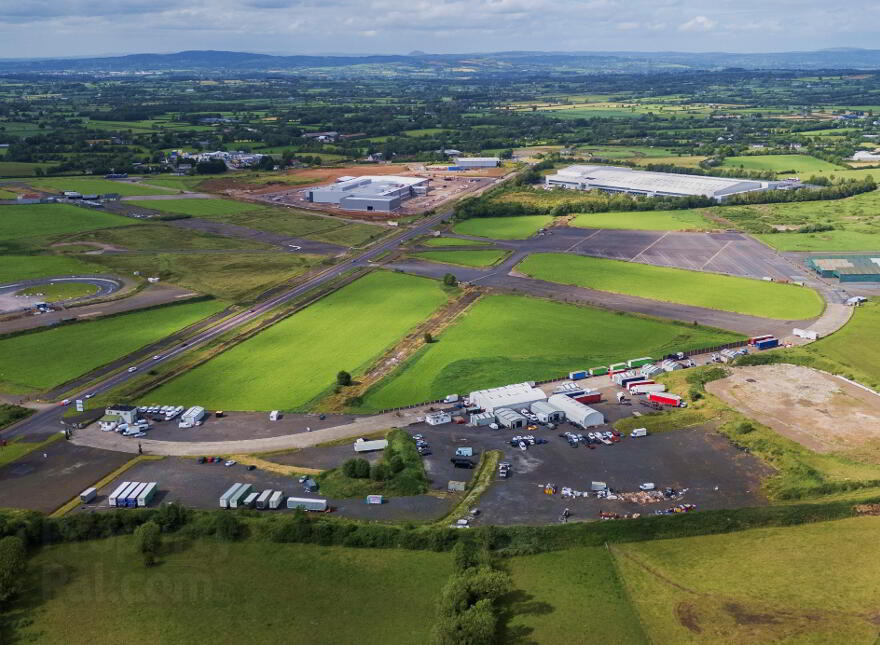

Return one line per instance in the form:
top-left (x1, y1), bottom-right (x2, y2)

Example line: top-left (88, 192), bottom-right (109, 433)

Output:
top-left (547, 394), bottom-right (605, 428)
top-left (453, 157), bottom-right (500, 168)
top-left (544, 165), bottom-right (798, 202)
top-left (806, 256), bottom-right (880, 283)
top-left (468, 382), bottom-right (547, 414)
top-left (306, 175), bottom-right (429, 212)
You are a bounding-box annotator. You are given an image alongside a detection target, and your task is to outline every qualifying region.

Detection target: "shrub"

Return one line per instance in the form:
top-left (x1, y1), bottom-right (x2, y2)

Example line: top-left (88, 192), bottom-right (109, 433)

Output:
top-left (336, 370), bottom-right (352, 386)
top-left (133, 521), bottom-right (161, 567)
top-left (0, 536), bottom-right (26, 601)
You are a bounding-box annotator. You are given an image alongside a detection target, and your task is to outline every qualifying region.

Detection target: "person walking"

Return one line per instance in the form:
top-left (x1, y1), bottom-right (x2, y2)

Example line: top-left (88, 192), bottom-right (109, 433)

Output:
top-left (138, 442), bottom-right (143, 455)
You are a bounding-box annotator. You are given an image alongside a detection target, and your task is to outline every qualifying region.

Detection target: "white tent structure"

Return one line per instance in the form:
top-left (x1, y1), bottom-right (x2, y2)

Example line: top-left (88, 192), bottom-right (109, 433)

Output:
top-left (547, 394), bottom-right (605, 428)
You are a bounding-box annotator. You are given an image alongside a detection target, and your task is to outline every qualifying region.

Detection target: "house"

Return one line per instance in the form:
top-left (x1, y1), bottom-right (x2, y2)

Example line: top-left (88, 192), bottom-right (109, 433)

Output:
top-left (105, 404), bottom-right (138, 425)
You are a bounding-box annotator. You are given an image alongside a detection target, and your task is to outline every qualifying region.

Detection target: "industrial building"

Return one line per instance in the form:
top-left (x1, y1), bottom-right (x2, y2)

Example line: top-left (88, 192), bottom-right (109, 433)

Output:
top-left (468, 382), bottom-right (547, 414)
top-left (306, 175), bottom-right (429, 212)
top-left (453, 157), bottom-right (500, 168)
top-left (530, 401), bottom-right (565, 424)
top-left (547, 394), bottom-right (605, 428)
top-left (544, 164), bottom-right (798, 202)
top-left (806, 256), bottom-right (880, 283)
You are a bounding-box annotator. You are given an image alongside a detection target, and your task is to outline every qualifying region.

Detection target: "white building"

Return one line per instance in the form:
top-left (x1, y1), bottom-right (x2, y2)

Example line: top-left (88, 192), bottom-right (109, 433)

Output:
top-left (468, 382), bottom-right (547, 414)
top-left (851, 150), bottom-right (880, 162)
top-left (545, 164), bottom-right (794, 202)
top-left (530, 400), bottom-right (565, 424)
top-left (426, 411), bottom-right (452, 425)
top-left (495, 408), bottom-right (527, 429)
top-left (547, 394), bottom-right (605, 428)
top-left (454, 157), bottom-right (500, 168)
top-left (307, 175), bottom-right (429, 212)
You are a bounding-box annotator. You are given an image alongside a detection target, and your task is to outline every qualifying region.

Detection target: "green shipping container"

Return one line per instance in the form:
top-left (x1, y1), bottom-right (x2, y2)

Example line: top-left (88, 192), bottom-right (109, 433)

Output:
top-left (590, 366), bottom-right (608, 376)
top-left (627, 357), bottom-right (653, 368)
top-left (609, 362), bottom-right (627, 372)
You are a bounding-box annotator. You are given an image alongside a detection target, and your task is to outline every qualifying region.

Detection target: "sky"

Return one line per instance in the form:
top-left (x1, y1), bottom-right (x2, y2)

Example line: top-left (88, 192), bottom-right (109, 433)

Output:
top-left (0, 0), bottom-right (879, 59)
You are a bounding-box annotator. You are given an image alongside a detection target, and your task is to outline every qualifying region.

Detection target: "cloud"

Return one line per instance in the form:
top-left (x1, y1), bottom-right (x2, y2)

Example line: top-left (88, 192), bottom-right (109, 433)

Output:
top-left (678, 15), bottom-right (716, 32)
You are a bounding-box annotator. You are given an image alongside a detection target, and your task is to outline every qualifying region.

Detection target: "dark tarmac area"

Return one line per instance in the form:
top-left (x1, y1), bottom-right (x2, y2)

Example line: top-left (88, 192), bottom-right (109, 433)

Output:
top-left (0, 440), bottom-right (130, 513)
top-left (266, 443), bottom-right (382, 470)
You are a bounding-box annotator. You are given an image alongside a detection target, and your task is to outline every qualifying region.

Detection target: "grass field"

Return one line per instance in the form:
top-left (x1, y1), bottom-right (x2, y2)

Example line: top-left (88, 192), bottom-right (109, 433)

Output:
top-left (0, 188), bottom-right (17, 199)
top-left (127, 198), bottom-right (259, 217)
top-left (0, 203), bottom-right (134, 241)
top-left (138, 199), bottom-right (385, 247)
top-left (453, 215), bottom-right (553, 240)
top-left (517, 253), bottom-right (824, 320)
top-left (0, 161), bottom-right (51, 177)
top-left (146, 272), bottom-right (452, 410)
top-left (0, 254), bottom-right (103, 283)
top-left (504, 547), bottom-right (648, 644)
top-left (756, 229), bottom-right (880, 251)
top-left (27, 178), bottom-right (175, 197)
top-left (0, 299), bottom-right (226, 393)
top-left (413, 249), bottom-right (508, 267)
top-left (614, 517), bottom-right (880, 644)
top-left (0, 403), bottom-right (33, 431)
top-left (572, 209), bottom-right (715, 231)
top-left (721, 154), bottom-right (843, 173)
top-left (17, 281), bottom-right (98, 302)
top-left (88, 252), bottom-right (315, 302)
top-left (15, 538), bottom-right (450, 645)
top-left (360, 294), bottom-right (741, 410)
top-left (419, 236), bottom-right (490, 247)
top-left (137, 175), bottom-right (207, 192)
top-left (66, 223), bottom-right (272, 251)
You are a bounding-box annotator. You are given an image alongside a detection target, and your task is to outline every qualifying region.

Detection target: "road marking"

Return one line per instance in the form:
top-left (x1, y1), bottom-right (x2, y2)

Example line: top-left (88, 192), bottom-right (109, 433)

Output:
top-left (78, 311), bottom-right (102, 318)
top-left (565, 228), bottom-right (603, 253)
top-left (630, 231), bottom-right (670, 261)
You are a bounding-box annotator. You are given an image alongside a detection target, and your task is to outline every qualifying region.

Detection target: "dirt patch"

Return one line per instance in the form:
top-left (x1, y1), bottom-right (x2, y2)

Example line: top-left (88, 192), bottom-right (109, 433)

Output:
top-left (707, 364), bottom-right (880, 455)
top-left (285, 163), bottom-right (422, 186)
top-left (854, 503), bottom-right (880, 516)
top-left (676, 601), bottom-right (702, 633)
top-left (724, 602), bottom-right (780, 625)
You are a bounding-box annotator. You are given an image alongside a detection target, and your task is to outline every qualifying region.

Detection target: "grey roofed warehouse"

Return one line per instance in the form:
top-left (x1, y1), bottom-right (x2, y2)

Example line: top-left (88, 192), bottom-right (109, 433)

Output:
top-left (306, 175), bottom-right (429, 212)
top-left (545, 164), bottom-right (801, 202)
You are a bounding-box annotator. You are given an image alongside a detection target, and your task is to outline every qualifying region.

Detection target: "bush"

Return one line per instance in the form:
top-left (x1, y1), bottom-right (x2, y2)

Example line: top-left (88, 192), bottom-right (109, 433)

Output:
top-left (336, 370), bottom-right (352, 386)
top-left (0, 536), bottom-right (26, 601)
top-left (133, 521), bottom-right (161, 567)
top-left (343, 458), bottom-right (371, 479)
top-left (214, 513), bottom-right (245, 541)
top-left (443, 273), bottom-right (458, 286)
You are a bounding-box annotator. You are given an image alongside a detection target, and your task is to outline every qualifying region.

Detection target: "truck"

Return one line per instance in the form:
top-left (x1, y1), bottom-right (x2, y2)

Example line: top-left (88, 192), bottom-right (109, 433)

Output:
top-left (108, 481), bottom-right (131, 507)
top-left (625, 379), bottom-right (654, 391)
top-left (137, 482), bottom-right (158, 507)
top-left (630, 428), bottom-right (648, 438)
top-left (748, 334), bottom-right (774, 346)
top-left (269, 410), bottom-right (281, 421)
top-left (648, 392), bottom-right (683, 407)
top-left (286, 497), bottom-right (328, 512)
top-left (268, 490), bottom-right (284, 510)
top-left (455, 447), bottom-right (474, 457)
top-left (219, 483), bottom-right (243, 509)
top-left (568, 370), bottom-right (588, 381)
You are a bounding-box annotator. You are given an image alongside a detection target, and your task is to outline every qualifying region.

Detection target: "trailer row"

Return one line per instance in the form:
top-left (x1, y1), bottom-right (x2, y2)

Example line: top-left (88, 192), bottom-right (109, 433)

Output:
top-left (107, 481), bottom-right (159, 508)
top-left (219, 483), bottom-right (328, 512)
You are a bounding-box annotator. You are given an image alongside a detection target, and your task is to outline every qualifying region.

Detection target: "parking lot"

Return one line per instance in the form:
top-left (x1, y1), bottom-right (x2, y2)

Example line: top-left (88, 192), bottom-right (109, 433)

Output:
top-left (0, 438), bottom-right (131, 513)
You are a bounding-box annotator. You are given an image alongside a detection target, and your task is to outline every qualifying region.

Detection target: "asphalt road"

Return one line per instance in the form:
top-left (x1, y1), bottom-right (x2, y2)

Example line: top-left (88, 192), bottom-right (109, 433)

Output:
top-left (0, 274), bottom-right (123, 313)
top-left (3, 210), bottom-right (453, 439)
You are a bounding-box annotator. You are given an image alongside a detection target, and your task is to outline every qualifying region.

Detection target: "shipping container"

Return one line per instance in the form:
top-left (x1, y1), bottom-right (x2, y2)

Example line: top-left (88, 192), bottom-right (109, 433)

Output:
top-left (574, 392), bottom-right (601, 404)
top-left (229, 483), bottom-right (252, 509)
top-left (627, 357), bottom-right (653, 368)
top-left (269, 490), bottom-right (284, 510)
top-left (80, 487), bottom-right (97, 503)
top-left (126, 483), bottom-right (148, 508)
top-left (108, 481), bottom-right (131, 507)
top-left (256, 489), bottom-right (273, 510)
top-left (137, 482), bottom-right (158, 507)
top-left (755, 338), bottom-right (779, 350)
top-left (568, 370), bottom-right (588, 380)
top-left (116, 482), bottom-right (140, 508)
top-left (243, 492), bottom-right (259, 508)
top-left (630, 383), bottom-right (667, 394)
top-left (589, 366), bottom-right (608, 376)
top-left (619, 374), bottom-right (647, 388)
top-left (608, 362), bottom-right (627, 373)
top-left (649, 392), bottom-right (682, 407)
top-left (625, 379), bottom-right (654, 391)
top-left (219, 483), bottom-right (243, 509)
top-left (748, 334), bottom-right (774, 346)
top-left (286, 497), bottom-right (328, 512)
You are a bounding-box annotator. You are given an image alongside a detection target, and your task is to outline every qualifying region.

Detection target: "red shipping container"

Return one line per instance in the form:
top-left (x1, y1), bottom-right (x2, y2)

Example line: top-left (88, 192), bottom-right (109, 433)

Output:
top-left (575, 393), bottom-right (602, 404)
top-left (648, 392), bottom-right (681, 407)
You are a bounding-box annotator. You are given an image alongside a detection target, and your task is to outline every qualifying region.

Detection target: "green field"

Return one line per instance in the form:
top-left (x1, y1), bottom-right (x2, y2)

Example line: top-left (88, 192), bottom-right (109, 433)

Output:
top-left (517, 253), bottom-right (824, 320)
top-left (615, 517), bottom-right (880, 644)
top-left (16, 538), bottom-right (450, 645)
top-left (28, 177), bottom-right (175, 197)
top-left (721, 154), bottom-right (843, 173)
top-left (0, 254), bottom-right (103, 283)
top-left (17, 281), bottom-right (98, 302)
top-left (0, 299), bottom-right (226, 393)
top-left (88, 252), bottom-right (315, 302)
top-left (756, 229), bottom-right (880, 251)
top-left (505, 547), bottom-right (648, 644)
top-left (572, 209), bottom-right (715, 231)
top-left (0, 203), bottom-right (134, 241)
top-left (127, 198), bottom-right (258, 217)
top-left (146, 271), bottom-right (452, 410)
top-left (137, 175), bottom-right (207, 192)
top-left (419, 236), bottom-right (490, 247)
top-left (136, 199), bottom-right (385, 247)
top-left (361, 294), bottom-right (741, 409)
top-left (413, 249), bottom-right (508, 267)
top-left (66, 223), bottom-right (272, 251)
top-left (0, 188), bottom-right (17, 199)
top-left (0, 161), bottom-right (51, 177)
top-left (453, 215), bottom-right (553, 239)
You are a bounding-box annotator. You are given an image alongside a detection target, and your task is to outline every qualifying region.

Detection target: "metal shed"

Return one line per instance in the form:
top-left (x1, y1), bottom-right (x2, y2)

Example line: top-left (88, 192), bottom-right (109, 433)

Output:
top-left (547, 394), bottom-right (605, 428)
top-left (495, 408), bottom-right (527, 429)
top-left (530, 400), bottom-right (565, 423)
top-left (468, 382), bottom-right (547, 414)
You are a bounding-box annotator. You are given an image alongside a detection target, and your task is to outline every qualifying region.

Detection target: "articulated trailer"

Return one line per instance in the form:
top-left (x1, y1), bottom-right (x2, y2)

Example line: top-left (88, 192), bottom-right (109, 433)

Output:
top-left (137, 482), bottom-right (158, 507)
top-left (268, 491), bottom-right (284, 510)
top-left (219, 483), bottom-right (244, 509)
top-left (126, 482), bottom-right (148, 508)
top-left (229, 484), bottom-right (253, 509)
top-left (286, 497), bottom-right (328, 512)
top-left (648, 392), bottom-right (683, 407)
top-left (108, 481), bottom-right (132, 508)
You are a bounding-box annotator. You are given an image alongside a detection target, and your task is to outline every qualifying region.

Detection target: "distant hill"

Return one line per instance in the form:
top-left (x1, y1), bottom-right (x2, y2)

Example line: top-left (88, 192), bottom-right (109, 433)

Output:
top-left (3, 48), bottom-right (880, 76)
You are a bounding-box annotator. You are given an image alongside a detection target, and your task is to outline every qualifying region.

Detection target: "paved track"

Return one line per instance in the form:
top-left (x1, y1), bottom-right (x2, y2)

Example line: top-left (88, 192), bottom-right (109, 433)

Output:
top-left (0, 274), bottom-right (123, 314)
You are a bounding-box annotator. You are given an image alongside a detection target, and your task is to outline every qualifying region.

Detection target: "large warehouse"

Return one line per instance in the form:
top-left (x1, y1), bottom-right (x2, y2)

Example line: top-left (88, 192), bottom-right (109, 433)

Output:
top-left (306, 175), bottom-right (429, 212)
top-left (545, 164), bottom-right (796, 202)
top-left (806, 255), bottom-right (880, 283)
top-left (468, 382), bottom-right (547, 414)
top-left (454, 157), bottom-right (500, 168)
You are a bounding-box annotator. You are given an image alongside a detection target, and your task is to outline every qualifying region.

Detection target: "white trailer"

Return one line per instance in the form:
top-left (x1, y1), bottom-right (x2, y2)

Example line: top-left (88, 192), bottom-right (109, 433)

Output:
top-left (268, 490), bottom-right (284, 510)
top-left (243, 492), bottom-right (259, 508)
top-left (286, 497), bottom-right (328, 512)
top-left (108, 481), bottom-right (131, 507)
top-left (180, 405), bottom-right (205, 427)
top-left (256, 489), bottom-right (273, 509)
top-left (126, 482), bottom-right (148, 508)
top-left (80, 487), bottom-right (97, 503)
top-left (630, 383), bottom-right (667, 395)
top-left (229, 483), bottom-right (252, 509)
top-left (630, 428), bottom-right (648, 438)
top-left (137, 482), bottom-right (158, 507)
top-left (219, 483), bottom-right (243, 509)
top-left (354, 438), bottom-right (388, 453)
